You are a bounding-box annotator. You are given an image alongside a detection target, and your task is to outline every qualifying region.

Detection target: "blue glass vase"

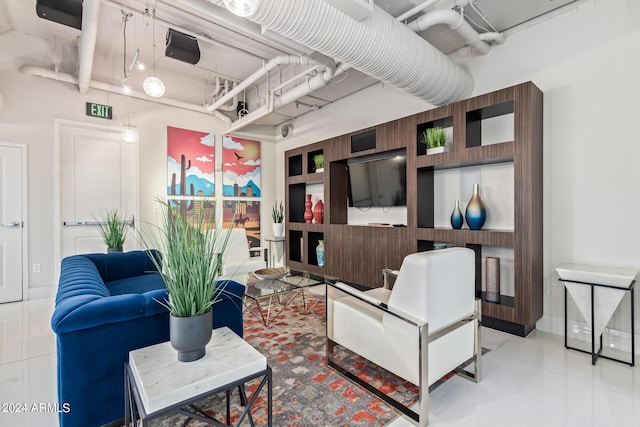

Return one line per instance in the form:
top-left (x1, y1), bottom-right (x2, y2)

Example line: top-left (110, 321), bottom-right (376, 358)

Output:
top-left (316, 240), bottom-right (325, 267)
top-left (465, 184), bottom-right (486, 230)
top-left (450, 200), bottom-right (463, 229)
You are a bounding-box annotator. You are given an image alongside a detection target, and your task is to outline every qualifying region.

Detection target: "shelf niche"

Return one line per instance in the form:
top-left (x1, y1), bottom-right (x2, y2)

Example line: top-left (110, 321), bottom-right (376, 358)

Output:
top-left (307, 232), bottom-right (325, 267)
top-left (466, 101), bottom-right (514, 148)
top-left (307, 149), bottom-right (324, 174)
top-left (288, 154), bottom-right (303, 177)
top-left (288, 230), bottom-right (303, 263)
top-left (416, 116), bottom-right (454, 156)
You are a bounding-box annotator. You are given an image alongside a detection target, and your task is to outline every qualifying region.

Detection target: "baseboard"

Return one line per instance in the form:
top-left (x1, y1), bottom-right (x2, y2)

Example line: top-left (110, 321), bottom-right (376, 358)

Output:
top-left (28, 286), bottom-right (56, 300)
top-left (537, 314), bottom-right (640, 356)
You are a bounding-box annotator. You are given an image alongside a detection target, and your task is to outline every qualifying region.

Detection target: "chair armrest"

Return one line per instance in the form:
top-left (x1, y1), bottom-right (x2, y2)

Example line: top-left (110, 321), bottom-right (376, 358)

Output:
top-left (328, 282), bottom-right (426, 327)
top-left (382, 268), bottom-right (399, 290)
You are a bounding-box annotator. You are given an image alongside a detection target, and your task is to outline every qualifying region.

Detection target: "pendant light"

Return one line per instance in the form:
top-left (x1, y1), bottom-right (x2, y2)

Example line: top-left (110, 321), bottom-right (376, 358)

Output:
top-left (143, 7), bottom-right (165, 97)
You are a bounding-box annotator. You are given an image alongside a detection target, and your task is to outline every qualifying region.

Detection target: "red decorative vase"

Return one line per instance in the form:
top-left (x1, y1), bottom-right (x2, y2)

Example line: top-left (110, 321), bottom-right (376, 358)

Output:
top-left (313, 199), bottom-right (324, 224)
top-left (304, 194), bottom-right (314, 224)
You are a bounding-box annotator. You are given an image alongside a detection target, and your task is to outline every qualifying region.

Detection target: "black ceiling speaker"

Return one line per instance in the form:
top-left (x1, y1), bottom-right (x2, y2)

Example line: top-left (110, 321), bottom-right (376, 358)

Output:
top-left (36, 0), bottom-right (83, 30)
top-left (165, 29), bottom-right (201, 65)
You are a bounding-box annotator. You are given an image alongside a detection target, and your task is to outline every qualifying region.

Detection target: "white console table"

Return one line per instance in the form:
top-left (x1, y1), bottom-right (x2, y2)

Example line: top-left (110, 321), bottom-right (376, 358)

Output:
top-left (124, 327), bottom-right (272, 426)
top-left (556, 263), bottom-right (636, 366)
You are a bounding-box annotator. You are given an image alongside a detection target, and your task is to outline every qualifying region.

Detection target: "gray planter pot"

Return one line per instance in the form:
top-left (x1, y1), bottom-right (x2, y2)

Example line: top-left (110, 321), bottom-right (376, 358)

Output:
top-left (107, 247), bottom-right (123, 253)
top-left (170, 310), bottom-right (213, 362)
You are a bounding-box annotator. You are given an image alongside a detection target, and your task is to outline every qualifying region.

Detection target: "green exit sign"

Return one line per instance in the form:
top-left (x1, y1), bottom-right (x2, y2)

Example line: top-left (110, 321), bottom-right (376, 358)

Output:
top-left (86, 102), bottom-right (112, 120)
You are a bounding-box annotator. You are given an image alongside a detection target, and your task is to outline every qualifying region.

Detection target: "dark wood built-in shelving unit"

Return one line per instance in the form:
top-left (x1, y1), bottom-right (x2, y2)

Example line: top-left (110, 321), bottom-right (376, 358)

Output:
top-left (285, 82), bottom-right (543, 336)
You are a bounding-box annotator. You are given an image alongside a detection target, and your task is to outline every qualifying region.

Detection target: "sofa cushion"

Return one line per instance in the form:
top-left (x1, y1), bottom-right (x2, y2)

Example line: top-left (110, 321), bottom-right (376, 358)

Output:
top-left (106, 272), bottom-right (166, 296)
top-left (83, 250), bottom-right (159, 282)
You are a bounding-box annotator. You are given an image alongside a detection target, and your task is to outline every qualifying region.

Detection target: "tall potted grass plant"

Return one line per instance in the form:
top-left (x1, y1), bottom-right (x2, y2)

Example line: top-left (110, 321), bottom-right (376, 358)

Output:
top-left (142, 199), bottom-right (232, 362)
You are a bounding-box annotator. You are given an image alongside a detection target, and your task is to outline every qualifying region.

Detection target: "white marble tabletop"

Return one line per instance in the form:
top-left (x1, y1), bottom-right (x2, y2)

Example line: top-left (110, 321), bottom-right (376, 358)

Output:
top-left (556, 263), bottom-right (638, 289)
top-left (129, 327), bottom-right (267, 415)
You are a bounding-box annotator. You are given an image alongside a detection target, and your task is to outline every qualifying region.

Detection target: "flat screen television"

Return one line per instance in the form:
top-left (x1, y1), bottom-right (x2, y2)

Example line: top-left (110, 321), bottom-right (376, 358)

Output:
top-left (347, 151), bottom-right (407, 207)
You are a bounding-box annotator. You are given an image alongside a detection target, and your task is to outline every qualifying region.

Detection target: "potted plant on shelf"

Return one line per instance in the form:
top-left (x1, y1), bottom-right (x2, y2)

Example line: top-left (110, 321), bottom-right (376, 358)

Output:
top-left (142, 199), bottom-right (231, 362)
top-left (272, 200), bottom-right (284, 238)
top-left (422, 126), bottom-right (447, 155)
top-left (313, 153), bottom-right (324, 173)
top-left (95, 208), bottom-right (127, 253)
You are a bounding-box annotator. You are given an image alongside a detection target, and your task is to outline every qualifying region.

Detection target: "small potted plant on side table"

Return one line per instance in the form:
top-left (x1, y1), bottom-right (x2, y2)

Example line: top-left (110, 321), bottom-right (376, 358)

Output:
top-left (272, 200), bottom-right (284, 238)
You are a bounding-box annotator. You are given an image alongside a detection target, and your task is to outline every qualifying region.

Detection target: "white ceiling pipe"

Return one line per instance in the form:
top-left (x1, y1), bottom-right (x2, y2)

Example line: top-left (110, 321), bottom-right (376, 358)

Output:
top-left (479, 32), bottom-right (506, 44)
top-left (395, 0), bottom-right (439, 22)
top-left (230, 0), bottom-right (472, 106)
top-left (77, 0), bottom-right (102, 94)
top-left (20, 65), bottom-right (233, 124)
top-left (205, 54), bottom-right (327, 112)
top-left (209, 76), bottom-right (223, 98)
top-left (216, 80), bottom-right (240, 111)
top-left (272, 64), bottom-right (323, 93)
top-left (274, 60), bottom-right (337, 108)
top-left (226, 59), bottom-right (342, 132)
top-left (407, 8), bottom-right (491, 55)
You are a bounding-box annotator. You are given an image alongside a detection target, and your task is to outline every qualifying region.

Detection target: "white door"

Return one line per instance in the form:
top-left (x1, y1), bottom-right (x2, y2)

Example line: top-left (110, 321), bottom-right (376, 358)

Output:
top-left (0, 145), bottom-right (24, 303)
top-left (58, 122), bottom-right (138, 261)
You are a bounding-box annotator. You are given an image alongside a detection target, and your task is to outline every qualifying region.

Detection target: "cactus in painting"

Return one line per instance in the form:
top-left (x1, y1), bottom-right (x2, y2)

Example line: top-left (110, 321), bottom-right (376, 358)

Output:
top-left (169, 154), bottom-right (194, 218)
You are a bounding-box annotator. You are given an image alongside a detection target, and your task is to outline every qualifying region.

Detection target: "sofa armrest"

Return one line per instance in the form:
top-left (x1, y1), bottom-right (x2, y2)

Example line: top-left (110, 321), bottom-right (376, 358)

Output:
top-left (52, 289), bottom-right (168, 334)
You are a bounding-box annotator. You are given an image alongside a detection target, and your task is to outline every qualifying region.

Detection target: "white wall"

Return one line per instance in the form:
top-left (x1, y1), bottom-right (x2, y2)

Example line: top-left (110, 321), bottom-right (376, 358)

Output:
top-left (275, 0), bottom-right (640, 340)
top-left (0, 69), bottom-right (277, 297)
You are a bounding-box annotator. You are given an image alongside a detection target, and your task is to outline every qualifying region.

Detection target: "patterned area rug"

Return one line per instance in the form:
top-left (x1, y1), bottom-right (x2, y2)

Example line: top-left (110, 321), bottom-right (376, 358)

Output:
top-left (150, 298), bottom-right (401, 427)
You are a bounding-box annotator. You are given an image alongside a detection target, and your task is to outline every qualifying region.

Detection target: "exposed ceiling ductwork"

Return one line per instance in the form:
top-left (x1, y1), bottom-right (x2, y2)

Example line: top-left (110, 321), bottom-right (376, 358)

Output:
top-left (211, 0), bottom-right (475, 106)
top-left (19, 0), bottom-right (531, 133)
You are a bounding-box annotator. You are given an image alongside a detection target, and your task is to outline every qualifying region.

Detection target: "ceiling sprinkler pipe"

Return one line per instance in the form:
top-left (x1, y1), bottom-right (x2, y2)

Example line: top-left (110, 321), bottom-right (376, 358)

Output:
top-left (20, 65), bottom-right (233, 124)
top-left (205, 54), bottom-right (327, 112)
top-left (78, 0), bottom-right (102, 94)
top-left (217, 80), bottom-right (240, 111)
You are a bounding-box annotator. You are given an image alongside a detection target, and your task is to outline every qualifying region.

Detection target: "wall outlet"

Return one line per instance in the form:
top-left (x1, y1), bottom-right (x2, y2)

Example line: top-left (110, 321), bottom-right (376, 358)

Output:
top-left (32, 264), bottom-right (41, 273)
top-left (546, 283), bottom-right (556, 296)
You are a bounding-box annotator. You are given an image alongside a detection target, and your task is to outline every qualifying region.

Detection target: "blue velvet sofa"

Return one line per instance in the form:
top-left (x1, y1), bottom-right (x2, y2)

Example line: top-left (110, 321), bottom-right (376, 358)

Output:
top-left (51, 251), bottom-right (245, 427)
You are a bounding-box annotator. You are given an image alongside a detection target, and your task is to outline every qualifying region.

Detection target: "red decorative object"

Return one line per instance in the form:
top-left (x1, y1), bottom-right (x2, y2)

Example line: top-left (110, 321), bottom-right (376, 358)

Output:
top-left (304, 194), bottom-right (314, 224)
top-left (313, 199), bottom-right (324, 224)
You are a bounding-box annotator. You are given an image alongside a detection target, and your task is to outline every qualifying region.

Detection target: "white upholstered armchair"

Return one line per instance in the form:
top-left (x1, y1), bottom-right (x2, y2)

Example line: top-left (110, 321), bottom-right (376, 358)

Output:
top-left (326, 247), bottom-right (481, 427)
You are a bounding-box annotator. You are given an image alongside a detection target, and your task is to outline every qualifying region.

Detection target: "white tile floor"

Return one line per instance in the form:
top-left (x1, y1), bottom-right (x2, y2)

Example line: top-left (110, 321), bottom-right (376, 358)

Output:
top-left (1, 298), bottom-right (638, 427)
top-left (0, 298), bottom-right (58, 427)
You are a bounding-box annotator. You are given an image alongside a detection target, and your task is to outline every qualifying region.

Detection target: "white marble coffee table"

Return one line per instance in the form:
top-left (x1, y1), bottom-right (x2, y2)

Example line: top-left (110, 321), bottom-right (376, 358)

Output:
top-left (556, 263), bottom-right (637, 366)
top-left (124, 327), bottom-right (272, 426)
